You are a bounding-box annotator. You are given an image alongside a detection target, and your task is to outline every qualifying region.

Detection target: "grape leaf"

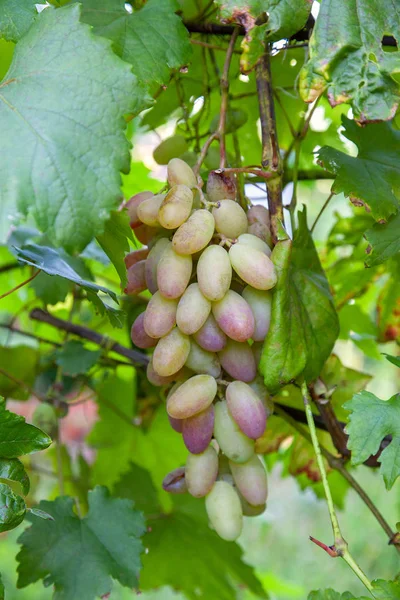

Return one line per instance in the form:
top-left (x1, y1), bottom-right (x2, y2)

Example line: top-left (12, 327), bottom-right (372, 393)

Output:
top-left (0, 483), bottom-right (26, 533)
top-left (344, 391), bottom-right (400, 489)
top-left (317, 117), bottom-right (400, 222)
top-left (96, 210), bottom-right (134, 288)
top-left (0, 4), bottom-right (146, 252)
top-left (79, 0), bottom-right (192, 88)
top-left (0, 400), bottom-right (51, 457)
top-left (113, 463), bottom-right (160, 515)
top-left (259, 208), bottom-right (339, 393)
top-left (365, 213), bottom-right (400, 266)
top-left (17, 486), bottom-right (146, 600)
top-left (308, 579), bottom-right (400, 600)
top-left (0, 457), bottom-right (30, 495)
top-left (55, 340), bottom-right (102, 376)
top-left (308, 589), bottom-right (354, 599)
top-left (14, 244), bottom-right (125, 328)
top-left (30, 272), bottom-right (72, 306)
top-left (0, 346), bottom-right (38, 401)
top-left (300, 0), bottom-right (400, 123)
top-left (0, 0), bottom-right (37, 42)
top-left (384, 354), bottom-right (400, 368)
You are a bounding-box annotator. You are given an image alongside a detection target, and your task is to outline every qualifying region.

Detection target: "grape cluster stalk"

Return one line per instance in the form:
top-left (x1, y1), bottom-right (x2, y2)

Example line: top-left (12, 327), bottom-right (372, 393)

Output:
top-left (124, 158), bottom-right (277, 541)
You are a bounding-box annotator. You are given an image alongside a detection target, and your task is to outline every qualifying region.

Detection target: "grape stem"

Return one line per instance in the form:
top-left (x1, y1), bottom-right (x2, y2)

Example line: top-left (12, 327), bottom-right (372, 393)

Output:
top-left (0, 269), bottom-right (40, 300)
top-left (300, 381), bottom-right (376, 596)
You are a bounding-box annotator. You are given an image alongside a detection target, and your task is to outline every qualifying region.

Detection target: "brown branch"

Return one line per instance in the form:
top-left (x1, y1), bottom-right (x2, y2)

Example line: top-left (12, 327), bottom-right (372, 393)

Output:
top-left (30, 308), bottom-right (149, 367)
top-left (310, 385), bottom-right (351, 459)
top-left (0, 270), bottom-right (40, 300)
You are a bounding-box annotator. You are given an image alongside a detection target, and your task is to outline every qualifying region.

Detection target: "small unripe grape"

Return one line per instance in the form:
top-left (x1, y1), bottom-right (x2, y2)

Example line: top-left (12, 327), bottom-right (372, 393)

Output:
top-left (226, 381), bottom-right (267, 439)
top-left (197, 245), bottom-right (232, 301)
top-left (144, 291), bottom-right (178, 338)
top-left (124, 248), bottom-right (149, 269)
top-left (176, 283), bottom-right (211, 335)
top-left (218, 339), bottom-right (256, 382)
top-left (162, 467), bottom-right (187, 494)
top-left (194, 313), bottom-right (227, 352)
top-left (229, 244), bottom-right (277, 290)
top-left (205, 481), bottom-right (243, 541)
top-left (167, 374), bottom-right (217, 419)
top-left (137, 193), bottom-right (165, 226)
top-left (158, 184), bottom-right (193, 229)
top-left (185, 341), bottom-right (221, 378)
top-left (32, 403), bottom-right (57, 436)
top-left (172, 209), bottom-right (215, 255)
top-left (206, 170), bottom-right (236, 202)
top-left (186, 445), bottom-right (218, 498)
top-left (145, 238), bottom-right (170, 294)
top-left (124, 260), bottom-right (147, 295)
top-left (157, 244), bottom-right (192, 299)
top-left (153, 328), bottom-right (191, 377)
top-left (183, 405), bottom-right (214, 454)
top-left (130, 312), bottom-right (157, 349)
top-left (237, 233), bottom-right (271, 256)
top-left (213, 400), bottom-right (254, 463)
top-left (212, 200), bottom-right (248, 239)
top-left (242, 286), bottom-right (272, 341)
top-left (229, 455), bottom-right (268, 506)
top-left (168, 158), bottom-right (197, 188)
top-left (153, 135), bottom-right (188, 165)
top-left (212, 290), bottom-right (255, 342)
top-left (125, 191), bottom-right (154, 228)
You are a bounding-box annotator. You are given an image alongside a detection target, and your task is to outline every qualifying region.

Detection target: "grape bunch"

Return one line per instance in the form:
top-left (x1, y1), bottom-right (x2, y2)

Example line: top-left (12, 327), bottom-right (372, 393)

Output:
top-left (124, 158), bottom-right (277, 542)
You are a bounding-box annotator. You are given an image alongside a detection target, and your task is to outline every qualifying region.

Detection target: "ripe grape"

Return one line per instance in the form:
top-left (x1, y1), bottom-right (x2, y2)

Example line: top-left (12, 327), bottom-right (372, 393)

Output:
top-left (124, 247), bottom-right (149, 269)
top-left (152, 327), bottom-right (190, 377)
top-left (158, 184), bottom-right (193, 229)
top-left (237, 233), bottom-right (271, 256)
top-left (212, 290), bottom-right (255, 342)
top-left (197, 245), bottom-right (232, 301)
top-left (168, 413), bottom-right (183, 433)
top-left (167, 374), bottom-right (217, 419)
top-left (241, 286), bottom-right (272, 341)
top-left (168, 157), bottom-right (197, 188)
top-left (131, 312), bottom-right (157, 349)
top-left (186, 445), bottom-right (218, 497)
top-left (225, 380), bottom-right (267, 439)
top-left (172, 209), bottom-right (215, 254)
top-left (147, 356), bottom-right (184, 387)
top-left (229, 243), bottom-right (277, 290)
top-left (183, 405), bottom-right (214, 454)
top-left (176, 283), bottom-right (211, 335)
top-left (205, 480), bottom-right (243, 541)
top-left (143, 291), bottom-right (178, 338)
top-left (157, 244), bottom-right (192, 299)
top-left (213, 400), bottom-right (254, 463)
top-left (193, 313), bottom-right (227, 352)
top-left (125, 260), bottom-right (147, 295)
top-left (218, 339), bottom-right (256, 382)
top-left (185, 340), bottom-right (221, 378)
top-left (145, 237), bottom-right (170, 294)
top-left (137, 193), bottom-right (165, 227)
top-left (229, 455), bottom-right (268, 506)
top-left (212, 200), bottom-right (248, 238)
top-left (125, 191), bottom-right (154, 228)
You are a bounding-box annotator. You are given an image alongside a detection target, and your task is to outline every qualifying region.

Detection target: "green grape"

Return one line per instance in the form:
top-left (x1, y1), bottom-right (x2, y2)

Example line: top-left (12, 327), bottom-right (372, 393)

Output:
top-left (143, 291), bottom-right (178, 338)
top-left (125, 191), bottom-right (154, 229)
top-left (137, 193), bottom-right (165, 226)
top-left (185, 340), bottom-right (221, 378)
top-left (176, 283), bottom-right (211, 335)
top-left (218, 339), bottom-right (256, 382)
top-left (167, 157), bottom-right (197, 188)
top-left (152, 327), bottom-right (191, 377)
top-left (32, 403), bottom-right (57, 436)
top-left (237, 233), bottom-right (271, 256)
top-left (213, 400), bottom-right (254, 463)
top-left (197, 245), bottom-right (232, 301)
top-left (229, 455), bottom-right (268, 506)
top-left (179, 150), bottom-right (198, 167)
top-left (225, 380), bottom-right (266, 439)
top-left (194, 313), bottom-right (227, 352)
top-left (172, 209), bottom-right (215, 255)
top-left (212, 290), bottom-right (255, 342)
top-left (205, 480), bottom-right (243, 541)
top-left (186, 445), bottom-right (218, 498)
top-left (229, 244), bottom-right (277, 290)
top-left (206, 170), bottom-right (236, 202)
top-left (158, 184), bottom-right (193, 229)
top-left (147, 356), bottom-right (185, 387)
top-left (157, 243), bottom-right (192, 299)
top-left (145, 237), bottom-right (170, 294)
top-left (212, 200), bottom-right (248, 238)
top-left (167, 374), bottom-right (217, 419)
top-left (124, 260), bottom-right (147, 295)
top-left (241, 286), bottom-right (272, 341)
top-left (153, 135), bottom-right (188, 165)
top-left (124, 247), bottom-right (149, 269)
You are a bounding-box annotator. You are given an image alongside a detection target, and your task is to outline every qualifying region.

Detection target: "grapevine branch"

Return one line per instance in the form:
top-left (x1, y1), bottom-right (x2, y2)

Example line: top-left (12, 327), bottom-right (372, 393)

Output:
top-left (0, 270), bottom-right (40, 300)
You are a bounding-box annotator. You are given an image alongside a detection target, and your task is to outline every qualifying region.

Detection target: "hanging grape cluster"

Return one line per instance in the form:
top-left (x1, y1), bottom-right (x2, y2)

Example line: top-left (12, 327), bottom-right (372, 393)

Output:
top-left (124, 158), bottom-right (277, 542)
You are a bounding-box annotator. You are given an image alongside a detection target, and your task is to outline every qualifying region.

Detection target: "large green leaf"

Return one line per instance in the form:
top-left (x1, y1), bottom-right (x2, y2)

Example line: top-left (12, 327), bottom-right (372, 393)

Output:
top-left (17, 486), bottom-right (146, 599)
top-left (96, 210), bottom-right (134, 288)
top-left (80, 0), bottom-right (192, 88)
top-left (55, 340), bottom-right (102, 376)
top-left (308, 579), bottom-right (400, 600)
top-left (259, 209), bottom-right (339, 393)
top-left (365, 213), bottom-right (400, 266)
top-left (0, 400), bottom-right (51, 457)
top-left (0, 0), bottom-right (37, 42)
top-left (300, 0), bottom-right (400, 122)
top-left (317, 117), bottom-right (400, 222)
top-left (0, 483), bottom-right (26, 533)
top-left (0, 457), bottom-right (30, 495)
top-left (0, 4), bottom-right (145, 252)
top-left (0, 346), bottom-right (37, 401)
top-left (344, 391), bottom-right (400, 489)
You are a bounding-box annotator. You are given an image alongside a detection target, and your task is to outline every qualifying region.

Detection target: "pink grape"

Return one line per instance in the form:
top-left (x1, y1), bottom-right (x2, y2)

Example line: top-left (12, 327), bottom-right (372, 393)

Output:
top-left (212, 200), bottom-right (248, 238)
top-left (152, 328), bottom-right (190, 377)
top-left (130, 312), bottom-right (157, 349)
top-left (176, 283), bottom-right (211, 335)
top-left (158, 184), bottom-right (193, 229)
top-left (162, 467), bottom-right (187, 494)
top-left (183, 405), bottom-right (214, 454)
top-left (212, 290), bottom-right (255, 342)
top-left (193, 313), bottom-right (227, 352)
top-left (186, 445), bottom-right (218, 498)
top-left (124, 260), bottom-right (147, 295)
top-left (167, 374), bottom-right (217, 419)
top-left (124, 248), bottom-right (149, 269)
top-left (218, 339), bottom-right (256, 382)
top-left (242, 286), bottom-right (272, 341)
top-left (229, 244), bottom-right (277, 290)
top-left (143, 291), bottom-right (178, 338)
top-left (172, 209), bottom-right (215, 255)
top-left (225, 380), bottom-right (267, 439)
top-left (157, 243), bottom-right (192, 299)
top-left (229, 455), bottom-right (268, 506)
top-left (197, 245), bottom-right (232, 301)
